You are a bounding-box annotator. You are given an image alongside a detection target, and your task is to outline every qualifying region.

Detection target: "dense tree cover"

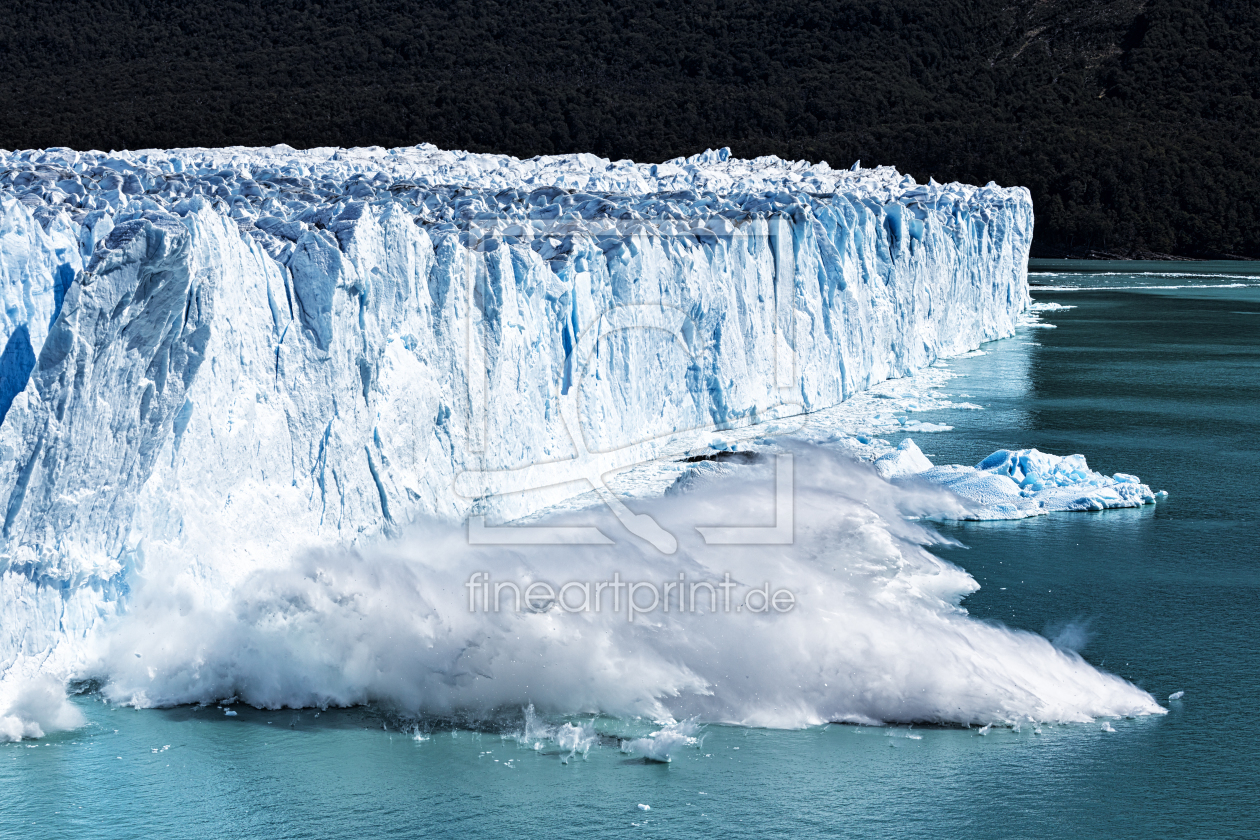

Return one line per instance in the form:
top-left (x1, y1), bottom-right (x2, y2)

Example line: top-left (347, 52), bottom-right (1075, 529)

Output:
top-left (1, 0), bottom-right (1257, 257)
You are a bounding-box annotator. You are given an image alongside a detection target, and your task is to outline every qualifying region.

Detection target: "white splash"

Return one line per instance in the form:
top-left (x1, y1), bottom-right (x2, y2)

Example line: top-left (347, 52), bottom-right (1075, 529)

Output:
top-left (622, 720), bottom-right (701, 763)
top-left (90, 446), bottom-right (1163, 728)
top-left (0, 676), bottom-right (85, 741)
top-left (511, 703), bottom-right (597, 763)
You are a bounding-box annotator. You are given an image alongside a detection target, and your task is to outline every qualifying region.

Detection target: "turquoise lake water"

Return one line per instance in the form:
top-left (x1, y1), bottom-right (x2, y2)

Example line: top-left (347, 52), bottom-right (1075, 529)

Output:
top-left (3, 262), bottom-right (1258, 839)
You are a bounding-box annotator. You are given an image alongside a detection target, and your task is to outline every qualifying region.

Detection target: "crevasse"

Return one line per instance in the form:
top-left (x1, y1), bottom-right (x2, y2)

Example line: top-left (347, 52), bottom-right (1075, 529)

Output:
top-left (0, 143), bottom-right (1033, 683)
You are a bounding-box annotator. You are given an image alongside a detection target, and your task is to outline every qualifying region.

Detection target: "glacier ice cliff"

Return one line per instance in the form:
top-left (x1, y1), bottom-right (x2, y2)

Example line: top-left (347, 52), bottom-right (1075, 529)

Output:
top-left (0, 143), bottom-right (1032, 696)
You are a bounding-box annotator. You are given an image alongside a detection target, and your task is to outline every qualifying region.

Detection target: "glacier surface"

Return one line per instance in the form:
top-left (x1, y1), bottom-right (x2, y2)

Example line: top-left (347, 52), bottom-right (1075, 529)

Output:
top-left (0, 143), bottom-right (1049, 720)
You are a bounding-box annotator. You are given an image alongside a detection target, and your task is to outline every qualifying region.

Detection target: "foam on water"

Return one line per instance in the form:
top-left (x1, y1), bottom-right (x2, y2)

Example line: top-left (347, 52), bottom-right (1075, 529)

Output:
top-left (1035, 283), bottom-right (1258, 291)
top-left (1031, 272), bottom-right (1260, 280)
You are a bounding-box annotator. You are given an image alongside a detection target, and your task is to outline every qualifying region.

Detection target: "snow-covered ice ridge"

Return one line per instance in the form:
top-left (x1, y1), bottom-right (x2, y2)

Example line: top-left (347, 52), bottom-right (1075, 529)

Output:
top-left (0, 143), bottom-right (1032, 681)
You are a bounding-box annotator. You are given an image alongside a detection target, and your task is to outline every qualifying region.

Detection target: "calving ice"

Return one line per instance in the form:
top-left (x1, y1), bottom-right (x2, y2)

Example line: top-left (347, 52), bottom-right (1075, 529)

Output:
top-left (84, 446), bottom-right (1164, 726)
top-left (0, 141), bottom-right (1163, 734)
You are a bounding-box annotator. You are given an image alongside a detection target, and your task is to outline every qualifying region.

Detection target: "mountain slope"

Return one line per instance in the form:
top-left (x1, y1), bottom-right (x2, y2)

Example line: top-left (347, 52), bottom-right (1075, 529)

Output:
top-left (0, 0), bottom-right (1257, 257)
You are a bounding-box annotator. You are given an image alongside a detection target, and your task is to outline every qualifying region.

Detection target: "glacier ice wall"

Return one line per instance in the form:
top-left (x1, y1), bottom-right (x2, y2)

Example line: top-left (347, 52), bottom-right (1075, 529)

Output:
top-left (0, 144), bottom-right (1032, 686)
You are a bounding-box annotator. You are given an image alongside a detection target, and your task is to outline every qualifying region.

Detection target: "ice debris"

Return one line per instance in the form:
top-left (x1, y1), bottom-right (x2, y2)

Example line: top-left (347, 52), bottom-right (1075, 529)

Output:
top-left (877, 439), bottom-right (1163, 519)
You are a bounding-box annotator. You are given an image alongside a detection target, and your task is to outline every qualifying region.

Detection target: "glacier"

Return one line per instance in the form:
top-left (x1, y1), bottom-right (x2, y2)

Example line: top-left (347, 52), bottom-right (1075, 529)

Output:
top-left (8, 143), bottom-right (1170, 732)
top-left (0, 143), bottom-right (1032, 688)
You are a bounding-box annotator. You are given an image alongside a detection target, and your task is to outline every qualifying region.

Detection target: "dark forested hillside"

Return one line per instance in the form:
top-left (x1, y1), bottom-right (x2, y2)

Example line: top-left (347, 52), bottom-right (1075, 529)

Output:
top-left (1, 0), bottom-right (1258, 257)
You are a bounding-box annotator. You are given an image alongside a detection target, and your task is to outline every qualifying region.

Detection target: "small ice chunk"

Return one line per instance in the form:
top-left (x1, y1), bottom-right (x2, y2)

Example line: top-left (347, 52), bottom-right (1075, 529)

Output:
top-left (874, 438), bottom-right (933, 479)
top-left (637, 804), bottom-right (651, 811)
top-left (1100, 722), bottom-right (1116, 733)
top-left (1168, 691), bottom-right (1185, 701)
top-left (224, 709), bottom-right (237, 716)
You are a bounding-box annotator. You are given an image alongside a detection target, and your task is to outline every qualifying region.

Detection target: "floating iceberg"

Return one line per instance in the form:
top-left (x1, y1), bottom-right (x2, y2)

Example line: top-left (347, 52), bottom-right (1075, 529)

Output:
top-left (875, 438), bottom-right (1164, 518)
